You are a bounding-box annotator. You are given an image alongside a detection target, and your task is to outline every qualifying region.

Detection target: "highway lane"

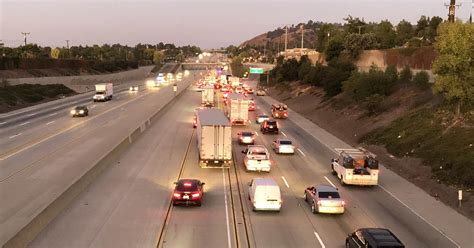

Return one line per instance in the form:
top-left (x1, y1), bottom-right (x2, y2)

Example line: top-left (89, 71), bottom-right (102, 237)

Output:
top-left (231, 125), bottom-right (323, 248)
top-left (30, 83), bottom-right (199, 248)
top-left (0, 73), bottom-right (198, 246)
top-left (0, 79), bottom-right (148, 129)
top-left (247, 81), bottom-right (466, 247)
top-left (0, 84), bottom-right (160, 182)
top-left (0, 85), bottom-right (147, 157)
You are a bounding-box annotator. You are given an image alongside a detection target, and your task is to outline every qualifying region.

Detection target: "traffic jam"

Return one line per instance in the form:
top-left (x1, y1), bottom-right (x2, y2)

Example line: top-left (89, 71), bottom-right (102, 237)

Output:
top-left (187, 67), bottom-right (403, 247)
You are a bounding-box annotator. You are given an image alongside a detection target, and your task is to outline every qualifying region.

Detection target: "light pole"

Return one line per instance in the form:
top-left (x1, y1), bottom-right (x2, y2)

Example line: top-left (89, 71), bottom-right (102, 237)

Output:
top-left (65, 40), bottom-right (70, 49)
top-left (21, 32), bottom-right (30, 46)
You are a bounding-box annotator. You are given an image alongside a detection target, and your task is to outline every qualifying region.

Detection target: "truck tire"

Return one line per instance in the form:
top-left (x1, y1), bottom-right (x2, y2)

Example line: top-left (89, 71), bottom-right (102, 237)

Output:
top-left (331, 165), bottom-right (337, 175)
top-left (340, 176), bottom-right (346, 186)
top-left (304, 192), bottom-right (308, 202)
top-left (311, 201), bottom-right (317, 214)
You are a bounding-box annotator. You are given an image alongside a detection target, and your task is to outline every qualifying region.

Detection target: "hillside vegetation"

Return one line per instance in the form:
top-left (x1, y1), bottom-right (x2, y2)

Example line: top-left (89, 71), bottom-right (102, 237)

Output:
top-left (261, 21), bottom-right (473, 190)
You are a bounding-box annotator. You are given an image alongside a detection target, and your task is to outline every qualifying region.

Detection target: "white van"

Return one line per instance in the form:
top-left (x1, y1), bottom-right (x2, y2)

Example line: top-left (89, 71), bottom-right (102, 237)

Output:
top-left (248, 178), bottom-right (282, 212)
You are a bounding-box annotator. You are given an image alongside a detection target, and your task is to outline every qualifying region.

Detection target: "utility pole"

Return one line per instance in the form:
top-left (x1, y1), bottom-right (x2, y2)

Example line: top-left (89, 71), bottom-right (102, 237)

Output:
top-left (284, 25), bottom-right (288, 52)
top-left (21, 32), bottom-right (30, 46)
top-left (445, 0), bottom-right (461, 22)
top-left (300, 24), bottom-right (304, 49)
top-left (65, 40), bottom-right (70, 49)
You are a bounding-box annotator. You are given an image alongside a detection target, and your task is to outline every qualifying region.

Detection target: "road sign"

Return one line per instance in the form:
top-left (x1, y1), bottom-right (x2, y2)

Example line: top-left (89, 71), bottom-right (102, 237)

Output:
top-left (249, 67), bottom-right (264, 74)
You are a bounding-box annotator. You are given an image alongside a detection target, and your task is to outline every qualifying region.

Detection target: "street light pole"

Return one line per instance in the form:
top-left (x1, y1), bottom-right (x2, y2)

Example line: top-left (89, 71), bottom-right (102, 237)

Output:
top-left (66, 40), bottom-right (70, 49)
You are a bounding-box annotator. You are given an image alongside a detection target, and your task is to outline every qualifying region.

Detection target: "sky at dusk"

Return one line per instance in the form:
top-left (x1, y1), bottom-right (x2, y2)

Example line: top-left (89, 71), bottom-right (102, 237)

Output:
top-left (1, 0), bottom-right (473, 48)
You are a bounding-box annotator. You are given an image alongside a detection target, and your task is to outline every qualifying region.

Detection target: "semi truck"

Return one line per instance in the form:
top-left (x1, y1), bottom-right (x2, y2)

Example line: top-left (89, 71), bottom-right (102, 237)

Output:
top-left (201, 86), bottom-right (215, 107)
top-left (196, 109), bottom-right (232, 167)
top-left (226, 93), bottom-right (249, 125)
top-left (93, 83), bottom-right (113, 102)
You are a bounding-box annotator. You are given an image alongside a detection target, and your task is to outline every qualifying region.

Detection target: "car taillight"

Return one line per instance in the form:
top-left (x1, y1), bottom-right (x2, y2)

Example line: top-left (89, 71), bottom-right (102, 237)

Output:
top-left (173, 193), bottom-right (181, 198)
top-left (341, 201), bottom-right (346, 206)
top-left (275, 113), bottom-right (279, 117)
top-left (192, 193), bottom-right (200, 198)
top-left (284, 113), bottom-right (288, 116)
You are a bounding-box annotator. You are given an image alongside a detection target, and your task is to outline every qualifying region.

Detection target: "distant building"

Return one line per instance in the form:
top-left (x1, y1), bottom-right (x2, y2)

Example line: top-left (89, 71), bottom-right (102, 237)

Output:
top-left (279, 48), bottom-right (325, 65)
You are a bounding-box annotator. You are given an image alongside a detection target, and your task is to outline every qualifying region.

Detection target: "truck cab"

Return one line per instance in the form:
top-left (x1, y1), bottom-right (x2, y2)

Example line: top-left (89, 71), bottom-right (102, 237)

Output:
top-left (331, 148), bottom-right (379, 186)
top-left (242, 145), bottom-right (271, 172)
top-left (271, 104), bottom-right (288, 119)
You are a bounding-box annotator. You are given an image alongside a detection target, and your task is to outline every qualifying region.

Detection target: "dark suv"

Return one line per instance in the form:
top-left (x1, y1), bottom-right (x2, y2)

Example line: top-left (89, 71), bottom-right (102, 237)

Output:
top-left (70, 106), bottom-right (89, 117)
top-left (260, 119), bottom-right (279, 134)
top-left (346, 228), bottom-right (404, 248)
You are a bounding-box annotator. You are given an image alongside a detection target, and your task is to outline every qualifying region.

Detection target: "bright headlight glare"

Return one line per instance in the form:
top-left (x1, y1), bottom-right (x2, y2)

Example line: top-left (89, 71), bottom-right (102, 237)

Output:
top-left (70, 110), bottom-right (76, 114)
top-left (79, 110), bottom-right (84, 114)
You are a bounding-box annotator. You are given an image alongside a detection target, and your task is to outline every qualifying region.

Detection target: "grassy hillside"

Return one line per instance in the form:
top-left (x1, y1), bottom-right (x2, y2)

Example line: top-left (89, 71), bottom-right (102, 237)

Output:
top-left (0, 82), bottom-right (76, 113)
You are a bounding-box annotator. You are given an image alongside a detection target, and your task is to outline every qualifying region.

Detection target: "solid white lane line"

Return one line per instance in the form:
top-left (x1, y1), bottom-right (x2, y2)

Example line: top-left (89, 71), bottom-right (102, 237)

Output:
top-left (281, 131), bottom-right (287, 137)
top-left (324, 176), bottom-right (337, 188)
top-left (378, 185), bottom-right (460, 248)
top-left (222, 169), bottom-right (232, 248)
top-left (46, 121), bottom-right (55, 125)
top-left (9, 133), bottom-right (22, 139)
top-left (27, 113), bottom-right (36, 117)
top-left (19, 121), bottom-right (30, 126)
top-left (48, 112), bottom-right (58, 117)
top-left (0, 121), bottom-right (7, 125)
top-left (255, 132), bottom-right (259, 136)
top-left (281, 176), bottom-right (290, 188)
top-left (313, 232), bottom-right (326, 248)
top-left (297, 148), bottom-right (306, 157)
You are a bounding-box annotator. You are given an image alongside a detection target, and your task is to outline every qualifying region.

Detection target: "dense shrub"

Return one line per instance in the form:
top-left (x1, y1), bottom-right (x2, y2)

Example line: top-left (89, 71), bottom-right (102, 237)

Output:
top-left (399, 65), bottom-right (413, 83)
top-left (343, 66), bottom-right (397, 101)
top-left (413, 70), bottom-right (430, 88)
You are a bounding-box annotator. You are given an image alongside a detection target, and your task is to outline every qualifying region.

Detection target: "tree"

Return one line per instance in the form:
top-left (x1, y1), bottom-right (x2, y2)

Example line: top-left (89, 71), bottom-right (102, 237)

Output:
top-left (415, 16), bottom-right (429, 38)
top-left (325, 38), bottom-right (344, 61)
top-left (432, 21), bottom-right (474, 115)
top-left (298, 55), bottom-right (312, 80)
top-left (385, 65), bottom-right (399, 84)
top-left (399, 65), bottom-right (413, 83)
top-left (427, 16), bottom-right (443, 42)
top-left (344, 33), bottom-right (377, 58)
top-left (230, 56), bottom-right (246, 77)
top-left (413, 71), bottom-right (430, 88)
top-left (396, 20), bottom-right (414, 46)
top-left (374, 20), bottom-right (396, 49)
top-left (343, 15), bottom-right (366, 34)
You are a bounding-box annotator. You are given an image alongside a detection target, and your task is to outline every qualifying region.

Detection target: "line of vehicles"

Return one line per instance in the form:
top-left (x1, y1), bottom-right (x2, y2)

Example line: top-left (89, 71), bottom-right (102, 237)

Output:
top-left (70, 70), bottom-right (187, 118)
top-left (182, 68), bottom-right (403, 247)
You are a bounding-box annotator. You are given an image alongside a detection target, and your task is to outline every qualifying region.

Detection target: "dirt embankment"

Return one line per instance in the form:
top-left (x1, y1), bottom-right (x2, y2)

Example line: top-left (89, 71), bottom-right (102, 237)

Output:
top-left (267, 83), bottom-right (473, 219)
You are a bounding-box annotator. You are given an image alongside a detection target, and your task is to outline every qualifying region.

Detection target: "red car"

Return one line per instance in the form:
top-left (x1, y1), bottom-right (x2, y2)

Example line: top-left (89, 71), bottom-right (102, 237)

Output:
top-left (172, 179), bottom-right (205, 206)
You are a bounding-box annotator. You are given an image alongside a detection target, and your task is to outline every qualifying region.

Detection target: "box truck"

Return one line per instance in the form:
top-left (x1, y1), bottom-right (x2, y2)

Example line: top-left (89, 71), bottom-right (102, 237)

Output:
top-left (93, 83), bottom-right (113, 102)
top-left (226, 93), bottom-right (249, 125)
top-left (196, 109), bottom-right (232, 167)
top-left (201, 86), bottom-right (215, 107)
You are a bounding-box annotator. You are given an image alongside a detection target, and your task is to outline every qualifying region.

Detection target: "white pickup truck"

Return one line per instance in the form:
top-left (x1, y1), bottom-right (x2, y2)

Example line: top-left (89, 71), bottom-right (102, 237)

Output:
top-left (242, 145), bottom-right (271, 172)
top-left (331, 148), bottom-right (379, 186)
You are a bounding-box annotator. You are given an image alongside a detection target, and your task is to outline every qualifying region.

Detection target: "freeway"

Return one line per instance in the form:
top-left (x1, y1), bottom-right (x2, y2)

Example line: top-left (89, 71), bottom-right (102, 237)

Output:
top-left (2, 62), bottom-right (472, 247)
top-left (0, 69), bottom-right (199, 247)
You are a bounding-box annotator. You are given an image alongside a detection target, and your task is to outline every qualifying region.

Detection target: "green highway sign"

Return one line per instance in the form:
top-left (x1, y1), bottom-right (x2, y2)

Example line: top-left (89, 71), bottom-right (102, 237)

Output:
top-left (249, 67), bottom-right (264, 74)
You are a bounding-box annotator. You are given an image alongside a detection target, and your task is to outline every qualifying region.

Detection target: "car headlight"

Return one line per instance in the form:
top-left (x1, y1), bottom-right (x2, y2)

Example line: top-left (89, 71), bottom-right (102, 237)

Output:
top-left (70, 110), bottom-right (76, 114)
top-left (79, 110), bottom-right (84, 114)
